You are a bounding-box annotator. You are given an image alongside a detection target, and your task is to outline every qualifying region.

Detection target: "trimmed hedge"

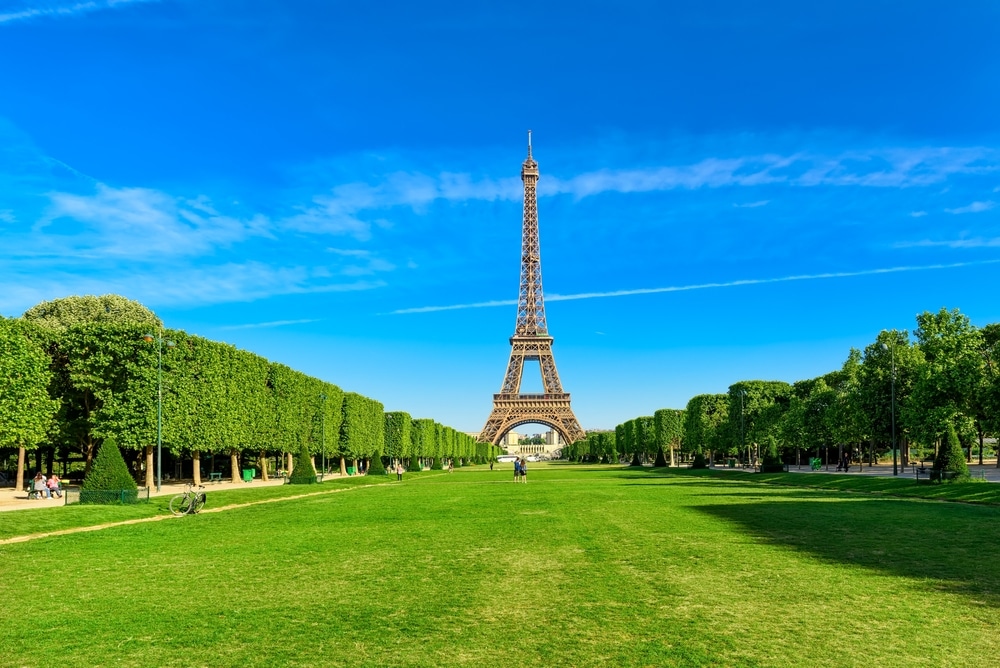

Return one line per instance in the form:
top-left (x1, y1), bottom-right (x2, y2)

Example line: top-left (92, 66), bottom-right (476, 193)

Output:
top-left (81, 438), bottom-right (137, 494)
top-left (289, 443), bottom-right (317, 484)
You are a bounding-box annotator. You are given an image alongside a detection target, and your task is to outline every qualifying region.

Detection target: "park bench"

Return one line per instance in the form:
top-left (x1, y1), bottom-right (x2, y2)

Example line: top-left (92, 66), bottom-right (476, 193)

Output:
top-left (914, 464), bottom-right (929, 480)
top-left (25, 483), bottom-right (54, 499)
top-left (208, 472), bottom-right (223, 482)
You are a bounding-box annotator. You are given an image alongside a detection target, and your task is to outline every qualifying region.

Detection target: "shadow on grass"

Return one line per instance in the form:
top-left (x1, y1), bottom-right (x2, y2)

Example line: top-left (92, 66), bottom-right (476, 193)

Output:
top-left (693, 497), bottom-right (1000, 608)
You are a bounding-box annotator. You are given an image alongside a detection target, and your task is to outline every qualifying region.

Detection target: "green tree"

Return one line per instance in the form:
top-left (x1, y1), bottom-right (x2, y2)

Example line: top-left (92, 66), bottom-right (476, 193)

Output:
top-left (384, 411), bottom-right (412, 463)
top-left (0, 318), bottom-right (59, 491)
top-left (23, 294), bottom-right (162, 331)
top-left (933, 422), bottom-right (969, 481)
top-left (684, 394), bottom-right (729, 459)
top-left (654, 408), bottom-right (684, 466)
top-left (728, 381), bottom-right (793, 462)
top-left (907, 309), bottom-right (983, 459)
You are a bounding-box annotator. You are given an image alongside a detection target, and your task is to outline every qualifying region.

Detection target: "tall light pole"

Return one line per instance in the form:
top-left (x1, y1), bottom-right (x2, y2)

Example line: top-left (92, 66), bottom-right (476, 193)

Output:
top-left (320, 393), bottom-right (327, 479)
top-left (882, 338), bottom-right (898, 476)
top-left (737, 389), bottom-right (747, 467)
top-left (143, 331), bottom-right (174, 492)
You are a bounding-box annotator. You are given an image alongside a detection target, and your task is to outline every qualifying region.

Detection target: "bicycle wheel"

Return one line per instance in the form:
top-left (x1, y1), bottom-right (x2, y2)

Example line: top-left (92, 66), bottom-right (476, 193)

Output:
top-left (194, 493), bottom-right (206, 514)
top-left (169, 493), bottom-right (192, 516)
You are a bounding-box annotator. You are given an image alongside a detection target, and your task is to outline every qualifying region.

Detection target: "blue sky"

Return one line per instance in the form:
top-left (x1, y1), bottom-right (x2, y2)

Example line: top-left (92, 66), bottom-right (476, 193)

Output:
top-left (2, 0), bottom-right (999, 433)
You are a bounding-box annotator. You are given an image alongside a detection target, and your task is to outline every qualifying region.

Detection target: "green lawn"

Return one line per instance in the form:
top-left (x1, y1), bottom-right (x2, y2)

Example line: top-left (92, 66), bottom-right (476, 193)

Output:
top-left (2, 464), bottom-right (998, 667)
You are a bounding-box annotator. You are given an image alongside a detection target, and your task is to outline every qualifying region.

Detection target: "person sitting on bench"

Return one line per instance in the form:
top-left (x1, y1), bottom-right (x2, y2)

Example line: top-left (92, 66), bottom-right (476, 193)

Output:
top-left (47, 473), bottom-right (63, 499)
top-left (31, 472), bottom-right (49, 499)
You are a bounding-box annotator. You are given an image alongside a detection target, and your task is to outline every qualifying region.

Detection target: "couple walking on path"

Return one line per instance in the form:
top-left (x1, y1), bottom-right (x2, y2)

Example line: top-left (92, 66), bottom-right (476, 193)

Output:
top-left (513, 458), bottom-right (528, 483)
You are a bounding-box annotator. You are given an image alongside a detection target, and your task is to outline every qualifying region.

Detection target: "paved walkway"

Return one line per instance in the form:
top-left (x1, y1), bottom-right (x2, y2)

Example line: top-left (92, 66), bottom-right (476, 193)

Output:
top-left (0, 473), bottom-right (351, 512)
top-left (717, 461), bottom-right (1000, 482)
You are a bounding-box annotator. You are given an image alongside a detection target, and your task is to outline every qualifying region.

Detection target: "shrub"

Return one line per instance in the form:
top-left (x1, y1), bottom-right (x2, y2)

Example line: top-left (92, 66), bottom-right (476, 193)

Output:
top-left (629, 453), bottom-right (642, 467)
top-left (431, 457), bottom-right (443, 470)
top-left (759, 437), bottom-right (785, 473)
top-left (933, 423), bottom-right (969, 482)
top-left (407, 457), bottom-right (423, 472)
top-left (691, 453), bottom-right (709, 469)
top-left (654, 448), bottom-right (668, 467)
top-left (289, 444), bottom-right (317, 484)
top-left (81, 437), bottom-right (139, 504)
top-left (368, 454), bottom-right (387, 475)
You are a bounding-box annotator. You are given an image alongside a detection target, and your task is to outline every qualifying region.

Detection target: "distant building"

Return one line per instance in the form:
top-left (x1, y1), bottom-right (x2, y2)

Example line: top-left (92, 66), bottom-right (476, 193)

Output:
top-left (501, 429), bottom-right (563, 455)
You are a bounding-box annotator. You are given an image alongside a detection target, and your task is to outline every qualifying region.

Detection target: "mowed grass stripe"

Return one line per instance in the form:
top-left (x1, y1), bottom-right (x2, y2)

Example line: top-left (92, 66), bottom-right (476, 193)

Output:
top-left (1, 464), bottom-right (997, 667)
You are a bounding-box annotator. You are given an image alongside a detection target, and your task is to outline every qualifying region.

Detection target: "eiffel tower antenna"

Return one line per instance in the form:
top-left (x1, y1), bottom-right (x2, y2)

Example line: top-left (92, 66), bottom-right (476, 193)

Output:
top-left (478, 135), bottom-right (585, 447)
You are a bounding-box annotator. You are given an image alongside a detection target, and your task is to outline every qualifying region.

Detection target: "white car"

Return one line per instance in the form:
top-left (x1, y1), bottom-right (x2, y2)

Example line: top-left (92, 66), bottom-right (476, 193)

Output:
top-left (526, 455), bottom-right (541, 462)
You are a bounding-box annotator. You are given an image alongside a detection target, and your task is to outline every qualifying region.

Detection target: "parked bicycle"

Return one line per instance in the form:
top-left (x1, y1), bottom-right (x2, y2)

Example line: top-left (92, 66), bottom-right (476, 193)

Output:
top-left (169, 484), bottom-right (207, 516)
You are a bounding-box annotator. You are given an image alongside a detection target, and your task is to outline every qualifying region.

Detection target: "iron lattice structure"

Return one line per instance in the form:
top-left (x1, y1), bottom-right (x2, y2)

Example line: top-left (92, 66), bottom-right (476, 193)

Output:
top-left (478, 133), bottom-right (586, 447)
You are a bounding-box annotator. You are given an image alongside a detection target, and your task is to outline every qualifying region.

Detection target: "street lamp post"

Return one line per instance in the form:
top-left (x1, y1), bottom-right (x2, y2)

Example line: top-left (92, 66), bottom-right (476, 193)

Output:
top-left (882, 339), bottom-right (898, 476)
top-left (320, 393), bottom-right (327, 479)
top-left (143, 331), bottom-right (175, 492)
top-left (738, 389), bottom-right (747, 467)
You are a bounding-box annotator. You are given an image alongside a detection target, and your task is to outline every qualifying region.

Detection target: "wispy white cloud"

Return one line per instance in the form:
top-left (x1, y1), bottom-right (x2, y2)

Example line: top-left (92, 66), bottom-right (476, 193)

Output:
top-left (945, 200), bottom-right (996, 215)
top-left (291, 146), bottom-right (998, 233)
top-left (282, 172), bottom-right (519, 236)
top-left (217, 319), bottom-right (322, 331)
top-left (0, 261), bottom-right (386, 313)
top-left (0, 209), bottom-right (14, 222)
top-left (734, 200), bottom-right (770, 208)
top-left (0, 0), bottom-right (158, 25)
top-left (895, 237), bottom-right (1000, 249)
top-left (909, 211), bottom-right (928, 217)
top-left (37, 183), bottom-right (271, 258)
top-left (390, 259), bottom-right (1000, 314)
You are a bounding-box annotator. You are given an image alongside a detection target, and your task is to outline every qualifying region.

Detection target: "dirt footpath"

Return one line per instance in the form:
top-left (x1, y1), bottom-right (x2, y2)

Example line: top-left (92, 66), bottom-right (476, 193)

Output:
top-left (0, 474), bottom-right (348, 512)
top-left (0, 477), bottom-right (374, 546)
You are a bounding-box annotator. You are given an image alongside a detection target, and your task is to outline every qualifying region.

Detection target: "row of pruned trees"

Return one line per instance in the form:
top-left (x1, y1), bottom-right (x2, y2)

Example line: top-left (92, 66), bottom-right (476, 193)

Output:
top-left (1, 295), bottom-right (498, 491)
top-left (564, 408), bottom-right (685, 466)
top-left (569, 308), bottom-right (1000, 469)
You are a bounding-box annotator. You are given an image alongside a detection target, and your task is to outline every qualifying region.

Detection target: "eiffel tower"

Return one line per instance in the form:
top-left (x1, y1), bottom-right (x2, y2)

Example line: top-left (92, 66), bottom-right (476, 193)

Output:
top-left (478, 132), bottom-right (586, 447)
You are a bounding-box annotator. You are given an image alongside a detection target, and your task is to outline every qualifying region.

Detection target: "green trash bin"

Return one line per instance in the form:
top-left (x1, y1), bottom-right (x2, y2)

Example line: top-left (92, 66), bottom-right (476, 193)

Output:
top-left (809, 458), bottom-right (822, 471)
top-left (242, 468), bottom-right (254, 482)
top-left (727, 458), bottom-right (736, 468)
top-left (347, 466), bottom-right (356, 476)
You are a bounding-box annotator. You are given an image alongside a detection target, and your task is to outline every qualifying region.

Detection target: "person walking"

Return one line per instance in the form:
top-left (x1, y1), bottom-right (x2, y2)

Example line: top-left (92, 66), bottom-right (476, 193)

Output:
top-left (395, 462), bottom-right (404, 482)
top-left (513, 457), bottom-right (521, 483)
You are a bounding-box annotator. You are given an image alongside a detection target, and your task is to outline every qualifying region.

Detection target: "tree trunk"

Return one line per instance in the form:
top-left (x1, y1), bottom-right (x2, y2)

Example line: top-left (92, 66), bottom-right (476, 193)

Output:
top-left (16, 446), bottom-right (26, 493)
top-left (259, 450), bottom-right (269, 481)
top-left (193, 450), bottom-right (202, 486)
top-left (83, 437), bottom-right (95, 476)
top-left (286, 452), bottom-right (294, 475)
top-left (45, 447), bottom-right (54, 476)
top-left (978, 431), bottom-right (985, 466)
top-left (145, 445), bottom-right (155, 489)
top-left (230, 450), bottom-right (240, 483)
top-left (669, 446), bottom-right (676, 467)
top-left (339, 456), bottom-right (347, 476)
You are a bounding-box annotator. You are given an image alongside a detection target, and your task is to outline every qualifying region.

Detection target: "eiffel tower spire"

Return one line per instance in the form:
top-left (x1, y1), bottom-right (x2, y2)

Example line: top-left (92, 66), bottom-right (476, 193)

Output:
top-left (516, 130), bottom-right (547, 337)
top-left (478, 133), bottom-right (585, 447)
